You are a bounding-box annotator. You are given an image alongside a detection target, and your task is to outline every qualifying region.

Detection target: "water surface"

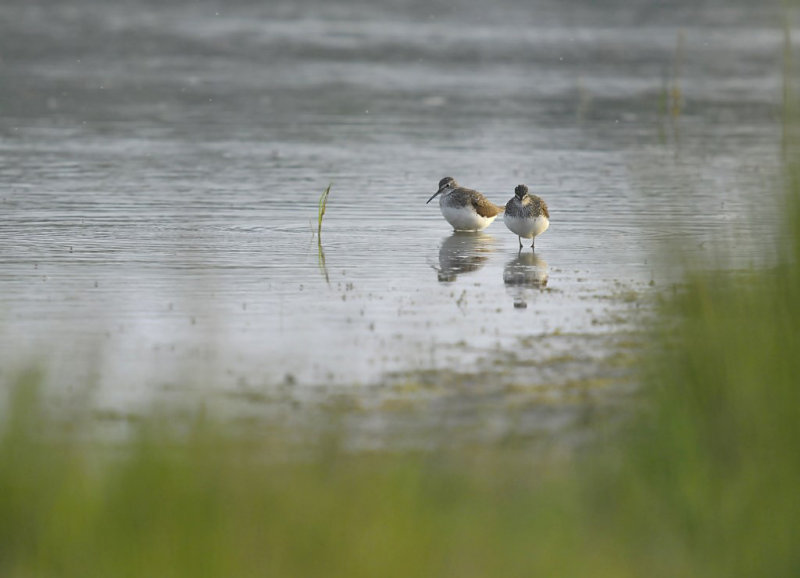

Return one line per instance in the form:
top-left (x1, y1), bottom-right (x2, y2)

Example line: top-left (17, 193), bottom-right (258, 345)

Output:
top-left (0, 0), bottom-right (787, 438)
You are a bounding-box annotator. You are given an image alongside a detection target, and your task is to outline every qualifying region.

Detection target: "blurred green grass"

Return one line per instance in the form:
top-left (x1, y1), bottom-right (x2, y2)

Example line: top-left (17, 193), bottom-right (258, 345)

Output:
top-left (3, 35), bottom-right (800, 578)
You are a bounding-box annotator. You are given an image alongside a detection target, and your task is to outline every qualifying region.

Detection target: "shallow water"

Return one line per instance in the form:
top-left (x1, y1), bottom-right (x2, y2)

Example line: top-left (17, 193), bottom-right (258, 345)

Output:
top-left (0, 0), bottom-right (788, 426)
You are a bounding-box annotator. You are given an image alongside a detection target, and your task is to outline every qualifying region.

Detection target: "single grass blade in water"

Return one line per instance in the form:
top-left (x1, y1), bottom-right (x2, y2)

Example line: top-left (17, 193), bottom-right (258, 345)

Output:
top-left (318, 183), bottom-right (332, 243)
top-left (317, 183), bottom-right (332, 284)
top-left (318, 243), bottom-right (330, 284)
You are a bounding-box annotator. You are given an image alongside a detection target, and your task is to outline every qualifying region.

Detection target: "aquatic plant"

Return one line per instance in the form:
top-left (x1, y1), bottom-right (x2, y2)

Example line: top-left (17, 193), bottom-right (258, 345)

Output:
top-left (317, 183), bottom-right (332, 243)
top-left (316, 183), bottom-right (332, 283)
top-left (669, 31), bottom-right (685, 119)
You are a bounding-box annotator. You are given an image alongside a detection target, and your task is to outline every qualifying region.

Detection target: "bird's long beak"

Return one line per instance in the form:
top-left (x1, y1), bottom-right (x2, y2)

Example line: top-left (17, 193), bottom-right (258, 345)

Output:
top-left (426, 187), bottom-right (445, 204)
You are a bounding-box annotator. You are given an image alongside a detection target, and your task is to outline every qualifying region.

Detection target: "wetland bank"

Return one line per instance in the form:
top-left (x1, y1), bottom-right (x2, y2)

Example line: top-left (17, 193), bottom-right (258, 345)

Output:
top-left (1, 0), bottom-right (799, 575)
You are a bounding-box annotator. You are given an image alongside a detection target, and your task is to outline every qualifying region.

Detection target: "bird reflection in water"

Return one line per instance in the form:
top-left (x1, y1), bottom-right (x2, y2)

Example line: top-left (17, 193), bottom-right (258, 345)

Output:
top-left (434, 232), bottom-right (496, 282)
top-left (503, 252), bottom-right (549, 308)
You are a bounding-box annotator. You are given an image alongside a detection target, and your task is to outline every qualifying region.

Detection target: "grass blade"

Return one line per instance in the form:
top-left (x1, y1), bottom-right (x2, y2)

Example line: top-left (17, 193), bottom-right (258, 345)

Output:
top-left (317, 183), bottom-right (332, 243)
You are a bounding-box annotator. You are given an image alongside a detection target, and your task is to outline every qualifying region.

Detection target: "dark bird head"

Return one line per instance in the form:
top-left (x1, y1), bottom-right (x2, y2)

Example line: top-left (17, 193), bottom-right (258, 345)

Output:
top-left (438, 176), bottom-right (456, 190)
top-left (514, 184), bottom-right (529, 200)
top-left (427, 176), bottom-right (458, 204)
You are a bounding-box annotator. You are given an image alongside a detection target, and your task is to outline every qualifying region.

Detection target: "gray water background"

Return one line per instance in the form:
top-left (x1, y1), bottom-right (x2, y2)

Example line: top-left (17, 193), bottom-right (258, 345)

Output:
top-left (0, 0), bottom-right (789, 419)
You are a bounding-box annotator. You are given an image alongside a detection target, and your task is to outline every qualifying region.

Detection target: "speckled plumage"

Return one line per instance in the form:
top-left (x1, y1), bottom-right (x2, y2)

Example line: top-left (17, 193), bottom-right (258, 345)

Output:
top-left (503, 184), bottom-right (549, 249)
top-left (427, 177), bottom-right (504, 232)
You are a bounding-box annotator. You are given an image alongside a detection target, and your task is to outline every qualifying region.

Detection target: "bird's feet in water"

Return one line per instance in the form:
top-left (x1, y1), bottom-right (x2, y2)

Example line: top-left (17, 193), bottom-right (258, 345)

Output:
top-left (517, 237), bottom-right (537, 252)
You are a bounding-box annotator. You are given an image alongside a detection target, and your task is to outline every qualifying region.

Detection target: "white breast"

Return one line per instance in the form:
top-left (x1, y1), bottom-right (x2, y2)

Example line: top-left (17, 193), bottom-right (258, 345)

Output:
top-left (503, 214), bottom-right (549, 239)
top-left (441, 202), bottom-right (496, 232)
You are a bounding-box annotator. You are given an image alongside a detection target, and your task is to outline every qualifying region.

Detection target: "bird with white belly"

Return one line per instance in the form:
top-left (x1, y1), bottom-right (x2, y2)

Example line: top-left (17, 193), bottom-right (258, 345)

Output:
top-left (503, 184), bottom-right (549, 250)
top-left (426, 177), bottom-right (504, 232)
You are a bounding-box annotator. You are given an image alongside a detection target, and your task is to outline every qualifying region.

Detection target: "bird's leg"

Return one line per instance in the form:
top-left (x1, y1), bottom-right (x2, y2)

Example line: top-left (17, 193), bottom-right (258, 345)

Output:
top-left (531, 238), bottom-right (535, 251)
top-left (518, 236), bottom-right (523, 250)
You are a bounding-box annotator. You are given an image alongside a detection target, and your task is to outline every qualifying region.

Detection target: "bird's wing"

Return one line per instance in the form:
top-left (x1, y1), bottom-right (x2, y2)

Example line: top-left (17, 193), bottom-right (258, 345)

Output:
top-left (471, 193), bottom-right (503, 218)
top-left (538, 198), bottom-right (550, 219)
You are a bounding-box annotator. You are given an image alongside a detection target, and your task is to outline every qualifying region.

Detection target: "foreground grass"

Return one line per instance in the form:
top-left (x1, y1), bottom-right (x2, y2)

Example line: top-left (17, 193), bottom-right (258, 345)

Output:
top-left (0, 381), bottom-right (588, 578)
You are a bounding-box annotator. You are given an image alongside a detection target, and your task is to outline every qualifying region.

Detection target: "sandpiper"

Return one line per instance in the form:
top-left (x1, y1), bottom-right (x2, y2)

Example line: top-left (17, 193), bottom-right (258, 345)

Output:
top-left (426, 177), bottom-right (504, 232)
top-left (504, 184), bottom-right (549, 250)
